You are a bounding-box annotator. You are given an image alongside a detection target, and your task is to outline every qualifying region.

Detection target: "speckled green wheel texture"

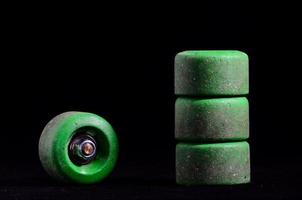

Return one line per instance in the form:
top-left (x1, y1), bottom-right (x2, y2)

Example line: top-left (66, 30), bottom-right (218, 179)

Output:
top-left (176, 141), bottom-right (250, 185)
top-left (175, 97), bottom-right (249, 142)
top-left (175, 50), bottom-right (249, 96)
top-left (39, 112), bottom-right (118, 184)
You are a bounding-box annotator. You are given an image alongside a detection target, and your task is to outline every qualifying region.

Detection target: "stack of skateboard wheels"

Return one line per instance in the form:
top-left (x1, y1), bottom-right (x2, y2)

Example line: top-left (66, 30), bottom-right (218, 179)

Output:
top-left (175, 50), bottom-right (250, 185)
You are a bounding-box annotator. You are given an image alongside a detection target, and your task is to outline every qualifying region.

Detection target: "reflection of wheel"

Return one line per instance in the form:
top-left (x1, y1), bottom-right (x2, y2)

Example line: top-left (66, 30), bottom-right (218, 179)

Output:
top-left (39, 112), bottom-right (118, 184)
top-left (176, 141), bottom-right (250, 185)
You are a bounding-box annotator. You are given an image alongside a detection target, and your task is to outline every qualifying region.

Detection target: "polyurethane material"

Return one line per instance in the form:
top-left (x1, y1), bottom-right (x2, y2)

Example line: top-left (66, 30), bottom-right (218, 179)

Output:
top-left (175, 97), bottom-right (249, 142)
top-left (175, 50), bottom-right (249, 96)
top-left (176, 141), bottom-right (250, 185)
top-left (39, 111), bottom-right (118, 184)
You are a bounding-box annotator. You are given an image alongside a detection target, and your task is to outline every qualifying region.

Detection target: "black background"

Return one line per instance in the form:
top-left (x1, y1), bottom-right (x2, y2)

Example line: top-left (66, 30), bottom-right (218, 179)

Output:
top-left (1, 2), bottom-right (301, 199)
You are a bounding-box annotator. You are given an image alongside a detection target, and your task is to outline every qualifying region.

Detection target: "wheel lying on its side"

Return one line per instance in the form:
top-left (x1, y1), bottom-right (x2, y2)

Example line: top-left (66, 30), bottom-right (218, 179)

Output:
top-left (176, 141), bottom-right (250, 185)
top-left (39, 111), bottom-right (118, 184)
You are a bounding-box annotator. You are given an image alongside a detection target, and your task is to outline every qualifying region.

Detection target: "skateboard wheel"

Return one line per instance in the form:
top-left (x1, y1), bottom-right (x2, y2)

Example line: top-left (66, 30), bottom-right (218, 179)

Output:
top-left (39, 112), bottom-right (118, 184)
top-left (175, 50), bottom-right (249, 96)
top-left (176, 141), bottom-right (250, 185)
top-left (175, 97), bottom-right (249, 142)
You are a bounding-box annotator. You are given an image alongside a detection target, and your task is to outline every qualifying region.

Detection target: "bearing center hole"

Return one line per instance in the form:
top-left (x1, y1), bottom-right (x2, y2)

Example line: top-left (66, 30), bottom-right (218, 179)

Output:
top-left (81, 141), bottom-right (95, 156)
top-left (69, 134), bottom-right (97, 165)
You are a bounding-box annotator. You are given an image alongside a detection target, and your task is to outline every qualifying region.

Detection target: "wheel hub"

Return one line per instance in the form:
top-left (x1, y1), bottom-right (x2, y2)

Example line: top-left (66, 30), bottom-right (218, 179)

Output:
top-left (68, 134), bottom-right (97, 165)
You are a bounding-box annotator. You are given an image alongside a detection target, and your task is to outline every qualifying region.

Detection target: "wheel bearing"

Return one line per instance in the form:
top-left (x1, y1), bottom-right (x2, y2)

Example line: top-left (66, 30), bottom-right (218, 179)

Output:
top-left (68, 134), bottom-right (97, 165)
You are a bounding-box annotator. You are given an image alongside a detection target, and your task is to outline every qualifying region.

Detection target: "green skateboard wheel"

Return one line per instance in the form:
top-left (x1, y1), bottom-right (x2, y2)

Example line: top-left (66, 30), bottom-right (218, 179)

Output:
top-left (175, 97), bottom-right (249, 142)
top-left (39, 112), bottom-right (118, 184)
top-left (176, 141), bottom-right (250, 185)
top-left (175, 50), bottom-right (249, 96)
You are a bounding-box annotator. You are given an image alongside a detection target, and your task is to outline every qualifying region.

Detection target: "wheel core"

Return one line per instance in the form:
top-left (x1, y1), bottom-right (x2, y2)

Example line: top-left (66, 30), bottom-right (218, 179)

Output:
top-left (68, 134), bottom-right (97, 165)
